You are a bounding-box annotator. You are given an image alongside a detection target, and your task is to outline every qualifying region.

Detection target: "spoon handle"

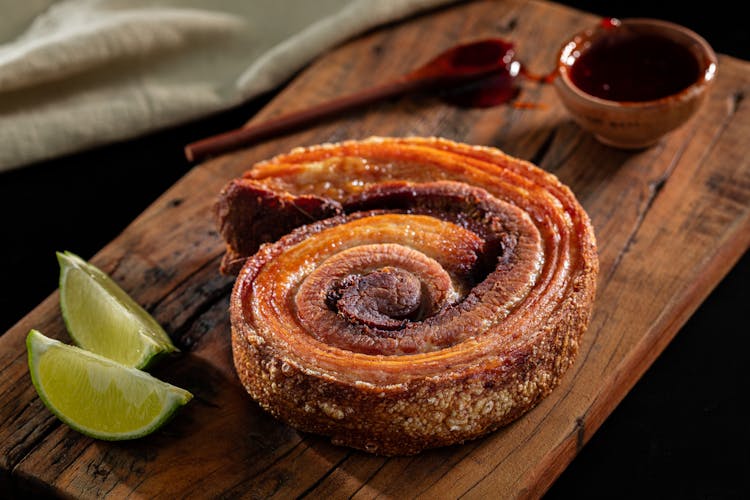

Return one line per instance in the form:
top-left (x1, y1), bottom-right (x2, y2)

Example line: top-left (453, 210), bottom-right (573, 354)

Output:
top-left (185, 76), bottom-right (427, 162)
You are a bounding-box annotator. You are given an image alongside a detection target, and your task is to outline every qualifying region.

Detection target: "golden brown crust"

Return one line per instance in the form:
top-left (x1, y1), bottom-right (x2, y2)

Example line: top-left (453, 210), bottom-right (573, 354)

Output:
top-left (225, 137), bottom-right (599, 456)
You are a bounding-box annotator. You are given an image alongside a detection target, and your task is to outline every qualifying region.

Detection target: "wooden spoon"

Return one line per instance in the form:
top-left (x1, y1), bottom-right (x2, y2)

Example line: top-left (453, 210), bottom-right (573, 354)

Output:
top-left (184, 38), bottom-right (516, 162)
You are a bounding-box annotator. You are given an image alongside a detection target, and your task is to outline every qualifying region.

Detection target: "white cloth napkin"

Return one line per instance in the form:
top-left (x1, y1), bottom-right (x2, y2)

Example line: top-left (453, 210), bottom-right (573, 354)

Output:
top-left (0, 0), bottom-right (455, 172)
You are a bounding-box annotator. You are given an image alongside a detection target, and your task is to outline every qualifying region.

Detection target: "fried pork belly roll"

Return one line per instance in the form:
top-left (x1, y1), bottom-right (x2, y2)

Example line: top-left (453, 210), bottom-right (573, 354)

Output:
top-left (221, 137), bottom-right (598, 455)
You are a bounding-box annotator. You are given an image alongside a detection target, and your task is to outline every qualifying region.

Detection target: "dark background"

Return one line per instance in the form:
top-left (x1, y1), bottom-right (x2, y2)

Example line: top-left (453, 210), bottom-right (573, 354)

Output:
top-left (1, 1), bottom-right (747, 498)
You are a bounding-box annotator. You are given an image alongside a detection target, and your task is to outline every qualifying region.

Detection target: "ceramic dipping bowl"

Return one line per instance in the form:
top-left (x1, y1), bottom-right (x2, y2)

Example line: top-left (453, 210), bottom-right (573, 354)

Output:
top-left (554, 18), bottom-right (718, 149)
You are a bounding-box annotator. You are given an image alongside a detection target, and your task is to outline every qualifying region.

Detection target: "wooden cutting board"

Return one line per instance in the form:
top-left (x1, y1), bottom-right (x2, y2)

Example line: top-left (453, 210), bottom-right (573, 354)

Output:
top-left (2, 0), bottom-right (749, 497)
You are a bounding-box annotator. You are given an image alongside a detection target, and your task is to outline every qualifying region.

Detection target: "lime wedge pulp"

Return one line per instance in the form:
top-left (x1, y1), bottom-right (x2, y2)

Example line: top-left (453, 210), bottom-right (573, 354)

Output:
top-left (27, 329), bottom-right (192, 440)
top-left (57, 251), bottom-right (177, 369)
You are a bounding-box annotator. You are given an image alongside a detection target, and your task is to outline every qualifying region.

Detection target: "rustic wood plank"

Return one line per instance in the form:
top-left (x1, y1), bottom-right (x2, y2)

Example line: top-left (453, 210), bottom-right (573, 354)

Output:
top-left (1, 0), bottom-right (748, 498)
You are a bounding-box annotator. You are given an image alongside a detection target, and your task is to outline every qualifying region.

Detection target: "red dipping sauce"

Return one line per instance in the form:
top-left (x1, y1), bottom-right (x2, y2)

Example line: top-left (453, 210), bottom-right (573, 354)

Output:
top-left (567, 19), bottom-right (703, 102)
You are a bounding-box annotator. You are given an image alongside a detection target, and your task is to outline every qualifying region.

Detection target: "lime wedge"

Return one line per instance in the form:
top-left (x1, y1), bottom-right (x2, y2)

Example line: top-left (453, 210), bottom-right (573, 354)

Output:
top-left (57, 251), bottom-right (177, 369)
top-left (27, 329), bottom-right (192, 440)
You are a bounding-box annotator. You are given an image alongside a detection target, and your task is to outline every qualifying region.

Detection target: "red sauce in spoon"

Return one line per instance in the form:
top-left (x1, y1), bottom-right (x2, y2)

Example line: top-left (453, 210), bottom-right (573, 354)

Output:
top-left (439, 38), bottom-right (558, 108)
top-left (440, 39), bottom-right (540, 108)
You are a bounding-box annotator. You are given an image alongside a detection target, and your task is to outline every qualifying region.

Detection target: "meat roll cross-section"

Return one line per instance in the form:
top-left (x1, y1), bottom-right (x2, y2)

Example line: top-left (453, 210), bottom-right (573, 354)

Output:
top-left (218, 136), bottom-right (598, 456)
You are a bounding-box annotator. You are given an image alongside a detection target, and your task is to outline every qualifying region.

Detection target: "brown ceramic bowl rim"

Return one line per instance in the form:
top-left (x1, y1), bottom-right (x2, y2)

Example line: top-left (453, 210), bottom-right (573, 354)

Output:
top-left (556, 18), bottom-right (718, 109)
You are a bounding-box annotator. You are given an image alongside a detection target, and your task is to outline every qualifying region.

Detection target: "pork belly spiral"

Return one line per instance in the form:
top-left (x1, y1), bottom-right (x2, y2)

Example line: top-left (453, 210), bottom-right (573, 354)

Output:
top-left (221, 137), bottom-right (598, 455)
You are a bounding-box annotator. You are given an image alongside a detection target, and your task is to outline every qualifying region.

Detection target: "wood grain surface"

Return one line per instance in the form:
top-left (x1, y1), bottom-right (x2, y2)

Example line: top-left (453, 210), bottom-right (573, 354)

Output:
top-left (2, 0), bottom-right (749, 498)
